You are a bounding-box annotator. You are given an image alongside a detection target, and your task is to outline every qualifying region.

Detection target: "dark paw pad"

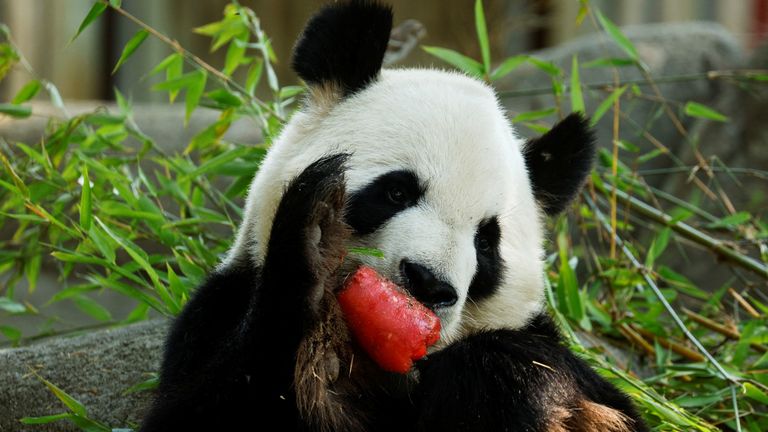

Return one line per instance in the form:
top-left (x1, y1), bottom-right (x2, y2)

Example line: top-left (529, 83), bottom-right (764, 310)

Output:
top-left (264, 154), bottom-right (351, 306)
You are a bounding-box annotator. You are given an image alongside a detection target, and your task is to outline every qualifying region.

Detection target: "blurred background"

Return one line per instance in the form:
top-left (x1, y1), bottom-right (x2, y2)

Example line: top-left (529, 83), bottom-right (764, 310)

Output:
top-left (1, 0), bottom-right (767, 102)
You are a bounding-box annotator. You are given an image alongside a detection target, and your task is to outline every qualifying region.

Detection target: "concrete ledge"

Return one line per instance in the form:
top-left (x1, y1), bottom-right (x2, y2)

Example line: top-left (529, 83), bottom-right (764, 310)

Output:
top-left (0, 320), bottom-right (167, 431)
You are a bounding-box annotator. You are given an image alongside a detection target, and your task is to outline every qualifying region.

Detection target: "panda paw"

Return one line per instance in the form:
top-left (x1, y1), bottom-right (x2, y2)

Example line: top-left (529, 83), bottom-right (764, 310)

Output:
top-left (263, 154), bottom-right (350, 310)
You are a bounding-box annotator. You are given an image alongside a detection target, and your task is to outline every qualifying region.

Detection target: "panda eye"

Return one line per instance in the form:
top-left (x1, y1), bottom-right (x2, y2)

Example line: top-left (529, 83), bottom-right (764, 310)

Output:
top-left (476, 236), bottom-right (491, 253)
top-left (387, 186), bottom-right (407, 205)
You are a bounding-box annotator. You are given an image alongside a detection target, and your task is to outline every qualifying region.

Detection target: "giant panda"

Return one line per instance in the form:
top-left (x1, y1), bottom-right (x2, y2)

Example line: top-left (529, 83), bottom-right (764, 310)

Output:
top-left (141, 1), bottom-right (648, 431)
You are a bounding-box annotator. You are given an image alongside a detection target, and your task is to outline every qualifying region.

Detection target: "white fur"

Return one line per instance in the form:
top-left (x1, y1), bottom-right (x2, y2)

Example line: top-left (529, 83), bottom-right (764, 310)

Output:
top-left (225, 68), bottom-right (546, 344)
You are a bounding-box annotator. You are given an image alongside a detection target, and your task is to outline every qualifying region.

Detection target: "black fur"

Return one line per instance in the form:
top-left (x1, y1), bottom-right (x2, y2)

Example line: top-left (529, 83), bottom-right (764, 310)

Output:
top-left (346, 169), bottom-right (424, 235)
top-left (524, 113), bottom-right (596, 215)
top-left (292, 0), bottom-right (392, 96)
top-left (141, 155), bottom-right (350, 431)
top-left (142, 156), bottom-right (647, 431)
top-left (416, 313), bottom-right (649, 432)
top-left (468, 216), bottom-right (504, 301)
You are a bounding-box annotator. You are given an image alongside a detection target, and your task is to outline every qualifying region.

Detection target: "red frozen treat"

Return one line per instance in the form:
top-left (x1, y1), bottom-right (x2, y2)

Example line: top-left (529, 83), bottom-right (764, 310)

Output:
top-left (337, 266), bottom-right (441, 374)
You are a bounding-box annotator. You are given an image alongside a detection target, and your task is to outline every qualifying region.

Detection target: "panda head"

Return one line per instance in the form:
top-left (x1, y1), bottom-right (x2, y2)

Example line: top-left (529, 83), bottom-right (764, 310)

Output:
top-left (227, 0), bottom-right (594, 346)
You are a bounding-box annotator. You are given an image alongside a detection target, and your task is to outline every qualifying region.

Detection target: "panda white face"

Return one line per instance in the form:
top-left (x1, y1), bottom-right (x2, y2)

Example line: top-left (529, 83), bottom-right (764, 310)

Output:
top-left (228, 69), bottom-right (547, 345)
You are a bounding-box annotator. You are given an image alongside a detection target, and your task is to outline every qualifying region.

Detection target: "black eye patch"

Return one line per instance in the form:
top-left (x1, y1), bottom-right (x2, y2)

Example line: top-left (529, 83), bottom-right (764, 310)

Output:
top-left (345, 170), bottom-right (424, 235)
top-left (468, 216), bottom-right (504, 301)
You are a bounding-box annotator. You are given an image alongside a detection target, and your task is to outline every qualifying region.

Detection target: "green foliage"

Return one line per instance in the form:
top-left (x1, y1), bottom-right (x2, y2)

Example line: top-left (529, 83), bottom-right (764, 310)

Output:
top-left (1, 1), bottom-right (767, 431)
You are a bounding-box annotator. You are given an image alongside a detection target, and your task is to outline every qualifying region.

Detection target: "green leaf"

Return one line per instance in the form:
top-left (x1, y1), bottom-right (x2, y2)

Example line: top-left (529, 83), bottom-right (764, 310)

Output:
top-left (73, 295), bottom-right (113, 322)
top-left (474, 0), bottom-right (490, 75)
top-left (95, 217), bottom-right (160, 290)
top-left (570, 55), bottom-right (584, 114)
top-left (489, 55), bottom-right (527, 81)
top-left (512, 107), bottom-right (556, 122)
top-left (583, 57), bottom-right (636, 68)
top-left (185, 70), bottom-right (207, 125)
top-left (224, 36), bottom-right (247, 76)
top-left (88, 225), bottom-right (116, 264)
top-left (245, 58), bottom-right (264, 96)
top-left (79, 165), bottom-right (92, 231)
top-left (744, 382), bottom-right (768, 405)
top-left (422, 46), bottom-right (484, 77)
top-left (0, 325), bottom-right (21, 341)
top-left (20, 413), bottom-right (74, 425)
top-left (72, 2), bottom-right (107, 42)
top-left (112, 29), bottom-right (149, 74)
top-left (684, 101), bottom-right (729, 122)
top-left (0, 103), bottom-right (32, 118)
top-left (12, 80), bottom-right (41, 104)
top-left (590, 85), bottom-right (626, 126)
top-left (38, 375), bottom-right (88, 417)
top-left (348, 247), bottom-right (385, 259)
top-left (706, 211), bottom-right (750, 229)
top-left (596, 10), bottom-right (640, 63)
top-left (0, 297), bottom-right (26, 314)
top-left (527, 57), bottom-right (561, 76)
top-left (123, 374), bottom-right (159, 395)
top-left (25, 254), bottom-right (41, 293)
top-left (645, 227), bottom-right (671, 268)
top-left (109, 0), bottom-right (122, 7)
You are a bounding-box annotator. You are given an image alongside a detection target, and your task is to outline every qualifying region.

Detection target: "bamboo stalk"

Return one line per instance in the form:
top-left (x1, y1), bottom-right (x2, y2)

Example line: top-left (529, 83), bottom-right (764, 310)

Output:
top-left (682, 308), bottom-right (767, 353)
top-left (596, 182), bottom-right (768, 279)
top-left (728, 288), bottom-right (761, 318)
top-left (632, 326), bottom-right (706, 363)
top-left (618, 323), bottom-right (656, 357)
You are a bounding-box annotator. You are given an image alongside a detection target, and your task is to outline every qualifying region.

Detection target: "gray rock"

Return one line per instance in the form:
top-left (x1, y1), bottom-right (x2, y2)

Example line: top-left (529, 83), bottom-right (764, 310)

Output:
top-left (0, 320), bottom-right (167, 431)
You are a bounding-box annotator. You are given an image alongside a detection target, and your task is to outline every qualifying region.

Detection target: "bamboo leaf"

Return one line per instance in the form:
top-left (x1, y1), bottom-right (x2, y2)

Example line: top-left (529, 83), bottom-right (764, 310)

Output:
top-left (112, 29), bottom-right (149, 74)
top-left (245, 58), bottom-right (264, 96)
top-left (645, 227), bottom-right (671, 269)
top-left (12, 80), bottom-right (41, 104)
top-left (512, 107), bottom-right (556, 122)
top-left (185, 70), bottom-right (207, 125)
top-left (570, 55), bottom-right (585, 114)
top-left (38, 375), bottom-right (88, 417)
top-left (527, 57), bottom-right (561, 76)
top-left (590, 85), bottom-right (626, 126)
top-left (0, 297), bottom-right (26, 314)
top-left (73, 294), bottom-right (113, 322)
top-left (474, 0), bottom-right (490, 75)
top-left (72, 2), bottom-right (107, 42)
top-left (79, 165), bottom-right (92, 231)
top-left (224, 36), bottom-right (247, 76)
top-left (25, 254), bottom-right (41, 293)
top-left (20, 413), bottom-right (74, 425)
top-left (490, 55), bottom-right (527, 81)
top-left (684, 101), bottom-right (729, 122)
top-left (422, 46), bottom-right (484, 77)
top-left (0, 103), bottom-right (31, 118)
top-left (596, 11), bottom-right (640, 63)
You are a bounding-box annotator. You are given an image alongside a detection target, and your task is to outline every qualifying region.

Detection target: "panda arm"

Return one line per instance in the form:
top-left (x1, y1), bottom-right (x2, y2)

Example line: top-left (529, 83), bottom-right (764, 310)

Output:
top-left (414, 313), bottom-right (647, 432)
top-left (141, 155), bottom-right (348, 431)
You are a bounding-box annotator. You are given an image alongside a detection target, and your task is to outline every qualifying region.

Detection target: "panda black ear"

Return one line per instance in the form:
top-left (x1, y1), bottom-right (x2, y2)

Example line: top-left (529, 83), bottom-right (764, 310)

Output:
top-left (524, 113), bottom-right (596, 215)
top-left (292, 0), bottom-right (393, 97)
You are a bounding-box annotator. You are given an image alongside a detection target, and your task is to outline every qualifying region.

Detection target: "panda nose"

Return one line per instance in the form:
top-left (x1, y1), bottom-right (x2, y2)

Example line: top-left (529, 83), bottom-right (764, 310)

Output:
top-left (400, 260), bottom-right (458, 309)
